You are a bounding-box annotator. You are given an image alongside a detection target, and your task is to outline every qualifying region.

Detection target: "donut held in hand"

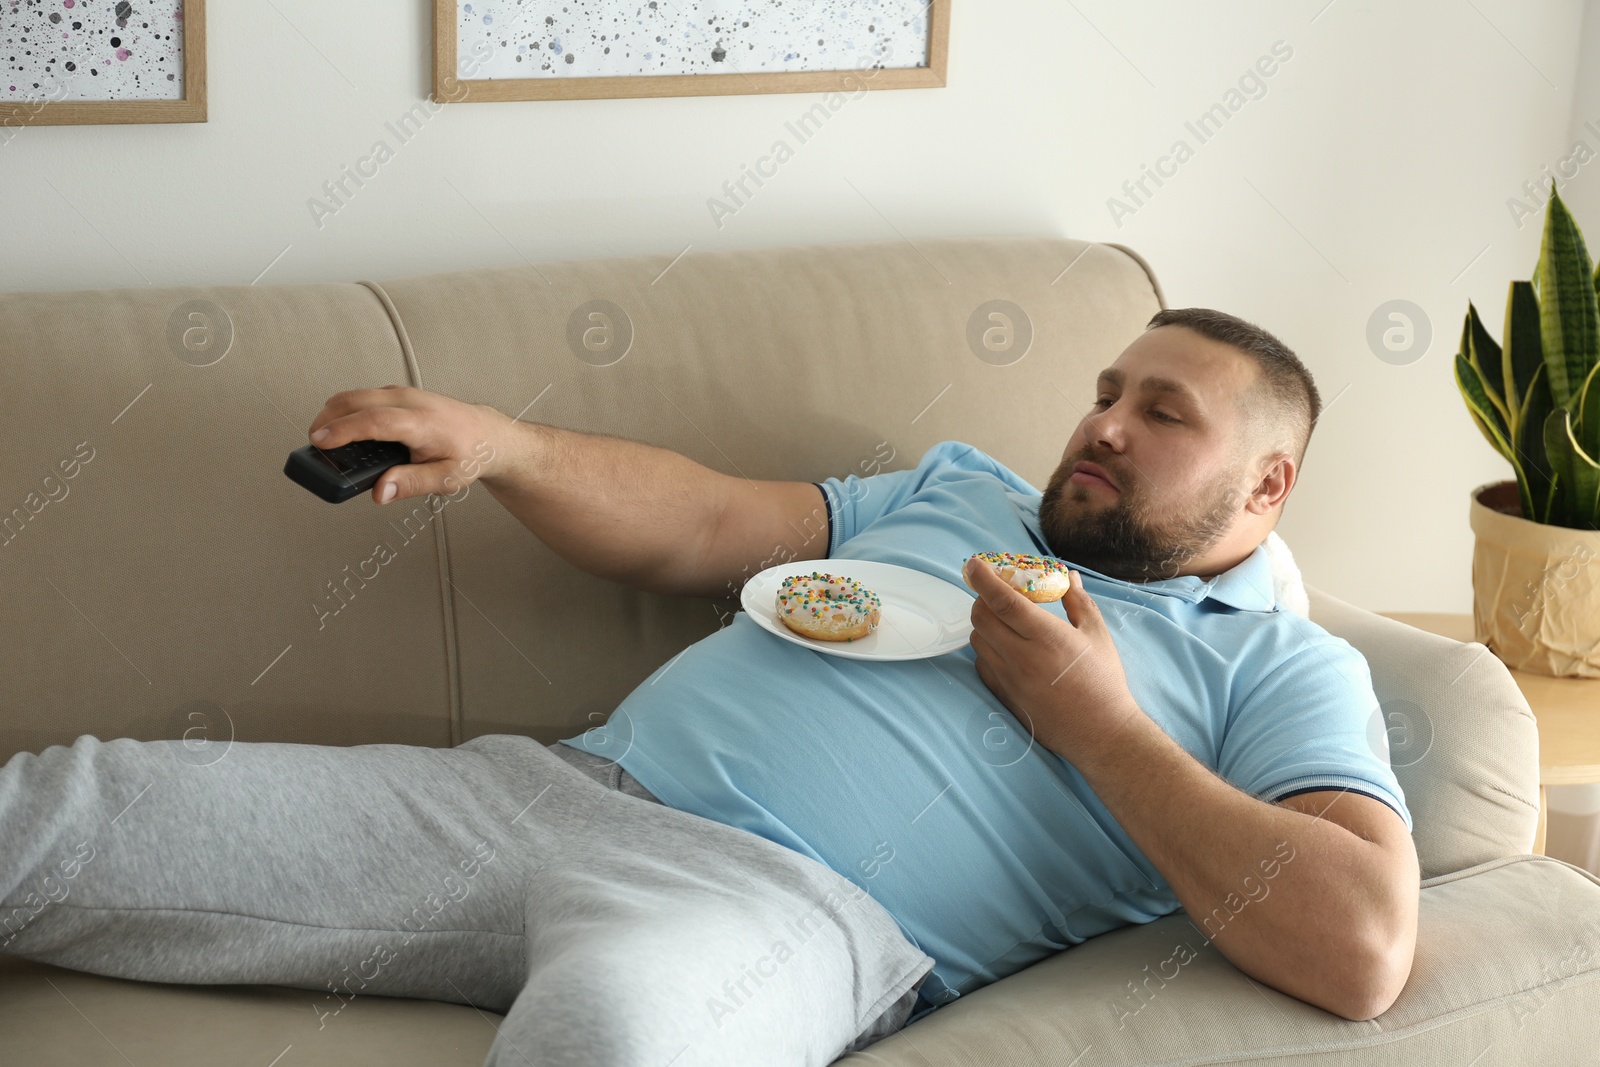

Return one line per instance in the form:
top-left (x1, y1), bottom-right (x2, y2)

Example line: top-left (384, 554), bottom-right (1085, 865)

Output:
top-left (776, 572), bottom-right (882, 642)
top-left (963, 551), bottom-right (1072, 603)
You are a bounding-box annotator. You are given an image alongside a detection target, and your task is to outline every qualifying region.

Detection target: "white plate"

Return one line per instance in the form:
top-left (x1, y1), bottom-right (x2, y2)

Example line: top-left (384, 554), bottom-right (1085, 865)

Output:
top-left (741, 559), bottom-right (975, 661)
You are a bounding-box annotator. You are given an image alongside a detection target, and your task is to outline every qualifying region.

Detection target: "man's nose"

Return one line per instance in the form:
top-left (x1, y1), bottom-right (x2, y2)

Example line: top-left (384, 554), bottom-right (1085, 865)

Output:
top-left (1085, 404), bottom-right (1129, 452)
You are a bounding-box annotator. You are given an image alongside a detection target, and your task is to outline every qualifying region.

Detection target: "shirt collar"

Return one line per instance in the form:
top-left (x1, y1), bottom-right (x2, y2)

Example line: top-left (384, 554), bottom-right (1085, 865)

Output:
top-left (1018, 499), bottom-right (1278, 612)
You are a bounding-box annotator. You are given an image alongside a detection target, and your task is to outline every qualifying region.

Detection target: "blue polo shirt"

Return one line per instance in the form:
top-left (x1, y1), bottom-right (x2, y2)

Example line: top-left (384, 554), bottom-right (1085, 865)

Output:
top-left (560, 440), bottom-right (1411, 1013)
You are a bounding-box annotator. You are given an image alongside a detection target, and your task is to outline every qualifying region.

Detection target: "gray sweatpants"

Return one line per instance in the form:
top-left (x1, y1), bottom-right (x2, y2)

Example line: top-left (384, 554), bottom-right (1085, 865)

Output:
top-left (0, 733), bottom-right (933, 1066)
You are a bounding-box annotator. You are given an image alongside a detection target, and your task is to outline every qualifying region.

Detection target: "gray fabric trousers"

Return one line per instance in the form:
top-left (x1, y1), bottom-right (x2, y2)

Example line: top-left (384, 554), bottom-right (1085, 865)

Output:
top-left (0, 733), bottom-right (933, 1066)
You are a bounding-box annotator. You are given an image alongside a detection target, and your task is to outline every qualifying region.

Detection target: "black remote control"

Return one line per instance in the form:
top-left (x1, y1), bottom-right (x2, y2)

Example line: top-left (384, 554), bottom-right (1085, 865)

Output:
top-left (284, 439), bottom-right (411, 503)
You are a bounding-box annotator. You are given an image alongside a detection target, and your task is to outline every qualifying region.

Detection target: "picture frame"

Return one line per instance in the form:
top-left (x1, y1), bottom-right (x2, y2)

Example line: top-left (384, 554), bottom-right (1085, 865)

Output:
top-left (1, 0), bottom-right (206, 128)
top-left (432, 0), bottom-right (949, 104)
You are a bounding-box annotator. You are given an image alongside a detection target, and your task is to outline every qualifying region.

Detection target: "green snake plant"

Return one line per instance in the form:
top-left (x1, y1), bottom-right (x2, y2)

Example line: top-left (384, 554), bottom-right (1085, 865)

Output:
top-left (1454, 186), bottom-right (1600, 530)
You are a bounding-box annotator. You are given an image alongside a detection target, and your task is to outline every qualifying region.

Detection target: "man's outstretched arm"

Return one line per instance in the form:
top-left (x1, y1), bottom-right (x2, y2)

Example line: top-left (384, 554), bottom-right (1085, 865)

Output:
top-left (963, 559), bottom-right (1420, 1021)
top-left (306, 386), bottom-right (830, 599)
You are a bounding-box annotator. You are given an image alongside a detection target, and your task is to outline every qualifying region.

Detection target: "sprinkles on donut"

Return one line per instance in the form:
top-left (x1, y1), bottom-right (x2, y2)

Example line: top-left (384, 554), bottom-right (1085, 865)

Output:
top-left (963, 551), bottom-right (1073, 603)
top-left (775, 571), bottom-right (882, 642)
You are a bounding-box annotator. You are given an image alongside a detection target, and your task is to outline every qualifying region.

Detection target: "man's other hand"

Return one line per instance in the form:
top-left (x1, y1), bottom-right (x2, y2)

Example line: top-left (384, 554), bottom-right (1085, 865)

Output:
top-left (964, 558), bottom-right (1145, 763)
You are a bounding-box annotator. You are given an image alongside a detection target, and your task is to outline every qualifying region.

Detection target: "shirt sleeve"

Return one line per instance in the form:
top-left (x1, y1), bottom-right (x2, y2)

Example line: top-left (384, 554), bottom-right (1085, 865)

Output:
top-left (815, 440), bottom-right (1026, 555)
top-left (1216, 637), bottom-right (1413, 833)
top-left (810, 482), bottom-right (835, 557)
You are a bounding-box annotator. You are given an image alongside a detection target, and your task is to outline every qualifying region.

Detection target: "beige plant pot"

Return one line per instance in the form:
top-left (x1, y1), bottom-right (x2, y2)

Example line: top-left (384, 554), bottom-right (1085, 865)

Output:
top-left (1470, 479), bottom-right (1600, 678)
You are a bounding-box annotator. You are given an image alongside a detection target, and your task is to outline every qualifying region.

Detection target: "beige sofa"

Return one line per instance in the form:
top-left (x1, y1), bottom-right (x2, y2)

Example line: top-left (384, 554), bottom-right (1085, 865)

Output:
top-left (1, 236), bottom-right (1596, 1065)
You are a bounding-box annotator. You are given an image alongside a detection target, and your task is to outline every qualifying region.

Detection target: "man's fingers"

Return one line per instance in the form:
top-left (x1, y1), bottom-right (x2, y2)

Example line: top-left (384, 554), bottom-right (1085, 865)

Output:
top-left (965, 557), bottom-right (1013, 606)
top-left (303, 387), bottom-right (499, 506)
top-left (309, 406), bottom-right (420, 451)
top-left (968, 628), bottom-right (1005, 696)
top-left (968, 623), bottom-right (998, 662)
top-left (964, 557), bottom-right (1040, 639)
top-left (308, 386), bottom-right (420, 440)
top-left (373, 457), bottom-right (472, 505)
top-left (1060, 569), bottom-right (1099, 631)
top-left (307, 408), bottom-right (466, 504)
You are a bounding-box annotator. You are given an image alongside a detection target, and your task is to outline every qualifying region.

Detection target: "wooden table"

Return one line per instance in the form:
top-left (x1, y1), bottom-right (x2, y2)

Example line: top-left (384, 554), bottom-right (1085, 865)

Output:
top-left (1379, 612), bottom-right (1600, 855)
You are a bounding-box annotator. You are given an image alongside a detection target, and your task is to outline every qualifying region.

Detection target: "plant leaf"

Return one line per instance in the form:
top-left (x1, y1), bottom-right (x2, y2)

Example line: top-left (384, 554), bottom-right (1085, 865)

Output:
top-left (1465, 407), bottom-right (1502, 458)
top-left (1463, 303), bottom-right (1511, 426)
top-left (1457, 351), bottom-right (1521, 481)
top-left (1518, 362), bottom-right (1557, 522)
top-left (1544, 408), bottom-right (1574, 527)
top-left (1555, 407), bottom-right (1600, 528)
top-left (1542, 407), bottom-right (1600, 528)
top-left (1577, 359), bottom-right (1600, 450)
top-left (1502, 279), bottom-right (1558, 520)
top-left (1502, 281), bottom-right (1542, 431)
top-left (1534, 188), bottom-right (1600, 410)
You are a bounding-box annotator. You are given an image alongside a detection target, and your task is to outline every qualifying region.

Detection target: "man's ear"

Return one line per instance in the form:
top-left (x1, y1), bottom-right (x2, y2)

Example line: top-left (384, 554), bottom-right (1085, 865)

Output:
top-left (1246, 452), bottom-right (1294, 515)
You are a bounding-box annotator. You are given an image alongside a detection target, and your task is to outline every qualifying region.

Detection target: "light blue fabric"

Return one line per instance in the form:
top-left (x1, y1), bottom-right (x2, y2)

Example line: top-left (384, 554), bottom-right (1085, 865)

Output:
top-left (561, 439), bottom-right (1411, 1015)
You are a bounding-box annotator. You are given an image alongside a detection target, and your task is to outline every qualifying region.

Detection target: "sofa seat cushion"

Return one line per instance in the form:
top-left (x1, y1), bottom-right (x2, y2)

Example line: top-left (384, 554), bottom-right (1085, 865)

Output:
top-left (838, 855), bottom-right (1600, 1066)
top-left (5, 857), bottom-right (1592, 1065)
top-left (0, 956), bottom-right (498, 1065)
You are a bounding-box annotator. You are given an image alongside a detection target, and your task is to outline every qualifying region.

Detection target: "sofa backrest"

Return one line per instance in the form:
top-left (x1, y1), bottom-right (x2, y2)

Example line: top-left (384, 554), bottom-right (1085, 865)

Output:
top-left (0, 235), bottom-right (1535, 879)
top-left (0, 237), bottom-right (1158, 754)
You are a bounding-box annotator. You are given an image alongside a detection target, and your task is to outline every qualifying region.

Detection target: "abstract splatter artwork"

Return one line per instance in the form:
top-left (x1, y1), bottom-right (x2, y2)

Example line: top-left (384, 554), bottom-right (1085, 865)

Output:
top-left (3, 0), bottom-right (186, 102)
top-left (454, 0), bottom-right (931, 80)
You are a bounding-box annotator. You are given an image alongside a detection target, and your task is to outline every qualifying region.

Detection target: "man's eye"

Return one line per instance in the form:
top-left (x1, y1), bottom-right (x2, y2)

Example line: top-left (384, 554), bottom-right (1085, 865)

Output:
top-left (1094, 397), bottom-right (1179, 424)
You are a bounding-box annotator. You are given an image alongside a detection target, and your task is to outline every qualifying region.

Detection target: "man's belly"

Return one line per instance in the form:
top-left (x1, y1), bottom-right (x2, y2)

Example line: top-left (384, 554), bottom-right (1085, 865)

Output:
top-left (561, 614), bottom-right (1179, 1003)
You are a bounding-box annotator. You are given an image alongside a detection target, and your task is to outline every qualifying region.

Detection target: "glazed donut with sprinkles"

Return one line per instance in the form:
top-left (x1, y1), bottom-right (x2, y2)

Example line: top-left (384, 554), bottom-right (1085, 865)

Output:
top-left (963, 551), bottom-right (1073, 603)
top-left (775, 572), bottom-right (883, 642)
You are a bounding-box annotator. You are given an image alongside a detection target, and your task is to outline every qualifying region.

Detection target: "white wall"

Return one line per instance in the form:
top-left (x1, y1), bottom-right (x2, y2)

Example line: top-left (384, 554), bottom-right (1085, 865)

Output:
top-left (0, 0), bottom-right (1589, 612)
top-left (1563, 3), bottom-right (1600, 232)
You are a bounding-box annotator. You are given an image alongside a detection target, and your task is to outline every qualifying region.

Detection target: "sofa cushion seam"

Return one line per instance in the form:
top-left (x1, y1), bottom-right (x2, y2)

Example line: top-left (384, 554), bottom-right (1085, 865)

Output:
top-left (357, 278), bottom-right (465, 749)
top-left (29, 901), bottom-right (524, 939)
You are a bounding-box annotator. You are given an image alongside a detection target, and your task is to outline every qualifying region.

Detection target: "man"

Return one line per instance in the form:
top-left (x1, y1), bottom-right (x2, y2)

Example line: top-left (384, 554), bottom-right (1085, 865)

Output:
top-left (0, 308), bottom-right (1417, 1065)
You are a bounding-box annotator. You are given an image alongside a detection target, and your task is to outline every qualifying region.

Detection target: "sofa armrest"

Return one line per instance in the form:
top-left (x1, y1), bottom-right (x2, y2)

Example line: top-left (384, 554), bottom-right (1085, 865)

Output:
top-left (1303, 584), bottom-right (1541, 879)
top-left (838, 855), bottom-right (1600, 1066)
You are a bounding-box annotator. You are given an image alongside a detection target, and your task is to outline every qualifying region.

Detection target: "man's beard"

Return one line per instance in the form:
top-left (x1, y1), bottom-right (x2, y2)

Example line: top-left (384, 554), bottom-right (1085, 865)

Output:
top-left (1036, 458), bottom-right (1245, 583)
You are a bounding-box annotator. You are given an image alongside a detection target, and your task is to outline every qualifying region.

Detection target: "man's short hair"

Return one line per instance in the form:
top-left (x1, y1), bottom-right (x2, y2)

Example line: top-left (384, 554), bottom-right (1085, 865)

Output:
top-left (1145, 308), bottom-right (1321, 474)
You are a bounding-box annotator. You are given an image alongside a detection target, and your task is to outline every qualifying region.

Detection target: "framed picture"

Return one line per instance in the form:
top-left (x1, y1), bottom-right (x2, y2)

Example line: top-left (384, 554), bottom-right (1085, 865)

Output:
top-left (433, 0), bottom-right (949, 103)
top-left (0, 0), bottom-right (205, 129)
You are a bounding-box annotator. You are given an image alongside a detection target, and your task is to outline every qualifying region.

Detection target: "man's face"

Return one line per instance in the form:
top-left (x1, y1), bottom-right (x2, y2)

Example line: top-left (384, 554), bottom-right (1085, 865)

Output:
top-left (1037, 326), bottom-right (1262, 583)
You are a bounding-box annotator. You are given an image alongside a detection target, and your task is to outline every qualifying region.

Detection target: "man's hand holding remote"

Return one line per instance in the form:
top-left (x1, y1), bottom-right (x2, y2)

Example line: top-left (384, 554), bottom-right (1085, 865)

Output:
top-left (306, 385), bottom-right (506, 505)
